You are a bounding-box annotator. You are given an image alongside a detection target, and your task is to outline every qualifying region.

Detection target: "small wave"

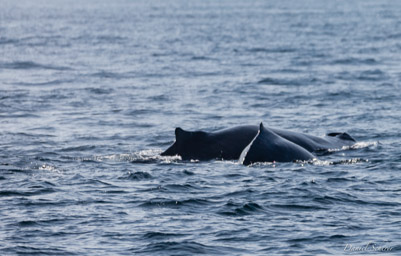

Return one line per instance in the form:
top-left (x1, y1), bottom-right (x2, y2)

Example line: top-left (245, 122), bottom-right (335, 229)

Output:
top-left (152, 52), bottom-right (170, 57)
top-left (0, 113), bottom-right (40, 118)
top-left (324, 141), bottom-right (378, 153)
top-left (147, 94), bottom-right (169, 102)
top-left (351, 141), bottom-right (379, 149)
top-left (334, 69), bottom-right (387, 81)
top-left (37, 164), bottom-right (64, 174)
top-left (85, 87), bottom-right (114, 94)
top-left (60, 145), bottom-right (96, 152)
top-left (0, 187), bottom-right (57, 197)
top-left (312, 158), bottom-right (368, 166)
top-left (190, 56), bottom-right (215, 61)
top-left (16, 218), bottom-right (67, 227)
top-left (90, 71), bottom-right (128, 79)
top-left (83, 179), bottom-right (112, 186)
top-left (0, 37), bottom-right (19, 45)
top-left (119, 171), bottom-right (153, 180)
top-left (136, 241), bottom-right (223, 255)
top-left (182, 170), bottom-right (195, 175)
top-left (271, 203), bottom-right (328, 211)
top-left (17, 220), bottom-right (39, 227)
top-left (185, 71), bottom-right (221, 77)
top-left (0, 166), bottom-right (31, 174)
top-left (142, 231), bottom-right (187, 240)
top-left (287, 234), bottom-right (349, 243)
top-left (258, 77), bottom-right (318, 86)
top-left (7, 132), bottom-right (56, 138)
top-left (218, 201), bottom-right (264, 216)
top-left (310, 195), bottom-right (334, 205)
top-left (162, 183), bottom-right (201, 192)
top-left (223, 188), bottom-right (255, 197)
top-left (15, 79), bottom-right (73, 86)
top-left (0, 90), bottom-right (29, 100)
top-left (246, 160), bottom-right (312, 167)
top-left (4, 246), bottom-right (73, 255)
top-left (0, 61), bottom-right (71, 71)
top-left (358, 69), bottom-right (387, 81)
top-left (315, 195), bottom-right (399, 207)
top-left (332, 57), bottom-right (377, 65)
top-left (247, 47), bottom-right (296, 53)
top-left (88, 150), bottom-right (181, 164)
top-left (139, 198), bottom-right (212, 209)
top-left (326, 177), bottom-right (353, 183)
top-left (125, 109), bottom-right (154, 116)
top-left (20, 199), bottom-right (68, 207)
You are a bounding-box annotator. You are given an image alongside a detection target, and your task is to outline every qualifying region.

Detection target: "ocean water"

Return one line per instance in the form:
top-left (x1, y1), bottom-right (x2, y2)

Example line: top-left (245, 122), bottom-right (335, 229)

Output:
top-left (1, 0), bottom-right (401, 255)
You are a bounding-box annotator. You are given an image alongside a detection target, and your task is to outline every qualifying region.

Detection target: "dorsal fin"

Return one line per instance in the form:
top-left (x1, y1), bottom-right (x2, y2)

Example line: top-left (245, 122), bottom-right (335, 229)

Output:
top-left (239, 122), bottom-right (264, 164)
top-left (240, 122), bottom-right (314, 165)
top-left (175, 127), bottom-right (190, 141)
top-left (326, 132), bottom-right (356, 142)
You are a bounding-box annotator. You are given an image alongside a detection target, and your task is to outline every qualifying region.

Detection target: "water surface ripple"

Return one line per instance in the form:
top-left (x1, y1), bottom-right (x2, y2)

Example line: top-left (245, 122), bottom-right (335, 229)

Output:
top-left (1, 0), bottom-right (401, 255)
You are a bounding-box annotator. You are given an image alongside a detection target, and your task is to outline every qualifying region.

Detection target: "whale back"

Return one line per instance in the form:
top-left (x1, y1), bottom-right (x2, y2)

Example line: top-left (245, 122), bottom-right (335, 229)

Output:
top-left (161, 125), bottom-right (259, 160)
top-left (161, 124), bottom-right (355, 162)
top-left (240, 123), bottom-right (314, 165)
top-left (161, 127), bottom-right (219, 160)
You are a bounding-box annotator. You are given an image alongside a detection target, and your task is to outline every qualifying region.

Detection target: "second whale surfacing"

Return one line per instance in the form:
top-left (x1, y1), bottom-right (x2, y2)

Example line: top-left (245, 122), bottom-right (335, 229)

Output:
top-left (161, 123), bottom-right (356, 165)
top-left (239, 123), bottom-right (315, 165)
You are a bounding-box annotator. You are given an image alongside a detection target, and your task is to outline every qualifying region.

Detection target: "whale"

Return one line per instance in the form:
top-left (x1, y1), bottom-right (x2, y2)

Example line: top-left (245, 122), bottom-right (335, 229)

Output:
top-left (239, 123), bottom-right (314, 165)
top-left (161, 124), bottom-right (355, 162)
top-left (161, 125), bottom-right (258, 161)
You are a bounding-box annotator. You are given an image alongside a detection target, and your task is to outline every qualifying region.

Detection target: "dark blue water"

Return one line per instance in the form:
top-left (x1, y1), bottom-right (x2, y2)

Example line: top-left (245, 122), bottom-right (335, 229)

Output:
top-left (1, 0), bottom-right (401, 255)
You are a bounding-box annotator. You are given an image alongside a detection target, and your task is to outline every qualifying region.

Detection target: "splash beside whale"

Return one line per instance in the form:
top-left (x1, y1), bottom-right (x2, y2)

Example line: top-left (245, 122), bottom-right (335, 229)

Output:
top-left (161, 123), bottom-right (356, 165)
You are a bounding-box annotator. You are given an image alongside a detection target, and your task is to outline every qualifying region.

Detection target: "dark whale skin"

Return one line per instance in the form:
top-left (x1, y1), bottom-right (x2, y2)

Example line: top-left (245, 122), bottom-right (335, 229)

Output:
top-left (161, 124), bottom-right (355, 161)
top-left (240, 123), bottom-right (314, 165)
